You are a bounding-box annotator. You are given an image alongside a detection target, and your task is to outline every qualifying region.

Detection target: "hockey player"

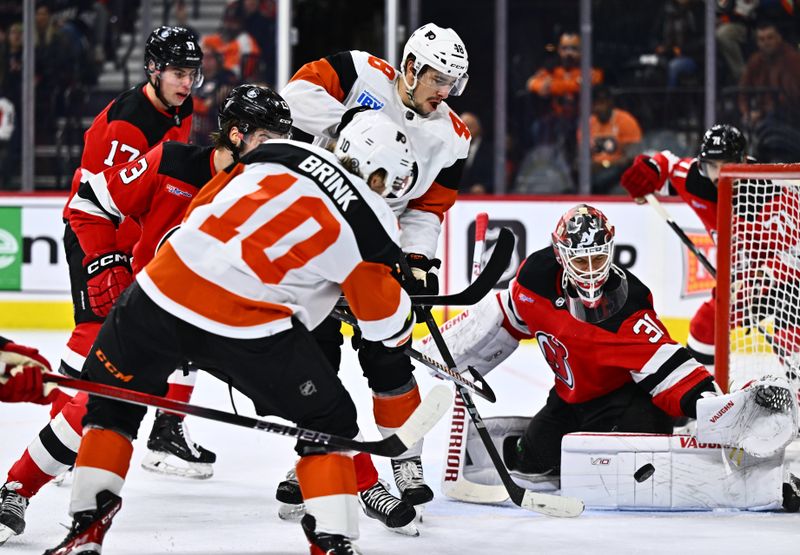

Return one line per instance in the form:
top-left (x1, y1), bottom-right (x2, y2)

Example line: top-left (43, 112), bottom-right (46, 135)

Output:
top-left (45, 110), bottom-right (419, 555)
top-left (278, 21), bottom-right (471, 527)
top-left (620, 124), bottom-right (747, 370)
top-left (430, 205), bottom-right (799, 511)
top-left (0, 85), bottom-right (292, 545)
top-left (0, 338), bottom-right (56, 405)
top-left (0, 25), bottom-right (210, 546)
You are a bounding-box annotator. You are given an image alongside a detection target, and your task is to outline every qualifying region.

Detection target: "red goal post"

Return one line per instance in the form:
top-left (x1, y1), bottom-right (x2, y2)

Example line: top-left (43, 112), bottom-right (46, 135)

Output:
top-left (716, 163), bottom-right (800, 393)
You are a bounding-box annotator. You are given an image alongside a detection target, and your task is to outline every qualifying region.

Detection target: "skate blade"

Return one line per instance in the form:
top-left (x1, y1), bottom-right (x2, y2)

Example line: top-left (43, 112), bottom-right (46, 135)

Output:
top-left (277, 502), bottom-right (306, 521)
top-left (414, 504), bottom-right (424, 524)
top-left (386, 520), bottom-right (419, 537)
top-left (0, 524), bottom-right (17, 545)
top-left (141, 451), bottom-right (213, 480)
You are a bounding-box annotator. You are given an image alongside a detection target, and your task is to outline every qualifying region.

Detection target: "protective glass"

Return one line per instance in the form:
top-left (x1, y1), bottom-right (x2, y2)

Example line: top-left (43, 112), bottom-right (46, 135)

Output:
top-left (162, 66), bottom-right (204, 88)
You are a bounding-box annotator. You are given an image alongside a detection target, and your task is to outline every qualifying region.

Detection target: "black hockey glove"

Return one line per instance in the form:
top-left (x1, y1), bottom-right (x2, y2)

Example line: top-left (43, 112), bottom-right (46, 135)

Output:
top-left (402, 253), bottom-right (441, 296)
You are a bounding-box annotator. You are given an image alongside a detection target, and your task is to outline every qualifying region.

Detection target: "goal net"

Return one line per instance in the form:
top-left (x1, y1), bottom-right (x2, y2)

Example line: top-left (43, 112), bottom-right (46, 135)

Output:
top-left (716, 164), bottom-right (800, 393)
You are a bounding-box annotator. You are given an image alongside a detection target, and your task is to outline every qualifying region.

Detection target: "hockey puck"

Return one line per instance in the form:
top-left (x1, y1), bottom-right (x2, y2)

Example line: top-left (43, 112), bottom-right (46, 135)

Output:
top-left (634, 463), bottom-right (655, 483)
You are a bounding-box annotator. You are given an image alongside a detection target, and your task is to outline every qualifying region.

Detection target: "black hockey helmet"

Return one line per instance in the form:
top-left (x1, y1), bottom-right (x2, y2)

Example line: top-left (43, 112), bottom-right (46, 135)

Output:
top-left (699, 124), bottom-right (746, 163)
top-left (144, 26), bottom-right (203, 75)
top-left (218, 84), bottom-right (293, 137)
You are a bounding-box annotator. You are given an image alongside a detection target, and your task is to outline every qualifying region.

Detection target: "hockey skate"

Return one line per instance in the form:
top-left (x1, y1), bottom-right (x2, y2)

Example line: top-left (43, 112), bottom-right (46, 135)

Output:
top-left (141, 411), bottom-right (216, 479)
top-left (358, 480), bottom-right (418, 536)
top-left (301, 514), bottom-right (361, 555)
top-left (276, 467), bottom-right (305, 521)
top-left (44, 490), bottom-right (121, 555)
top-left (391, 456), bottom-right (434, 506)
top-left (0, 484), bottom-right (28, 545)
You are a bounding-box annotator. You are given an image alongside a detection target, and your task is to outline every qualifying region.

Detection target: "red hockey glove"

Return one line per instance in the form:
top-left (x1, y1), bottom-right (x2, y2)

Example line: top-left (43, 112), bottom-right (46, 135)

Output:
top-left (0, 338), bottom-right (55, 404)
top-left (0, 364), bottom-right (56, 404)
top-left (0, 337), bottom-right (52, 371)
top-left (621, 154), bottom-right (661, 200)
top-left (84, 251), bottom-right (133, 317)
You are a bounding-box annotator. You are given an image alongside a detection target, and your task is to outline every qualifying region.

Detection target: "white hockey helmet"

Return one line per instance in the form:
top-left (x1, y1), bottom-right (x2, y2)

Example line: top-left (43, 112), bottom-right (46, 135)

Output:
top-left (402, 23), bottom-right (469, 96)
top-left (334, 110), bottom-right (417, 198)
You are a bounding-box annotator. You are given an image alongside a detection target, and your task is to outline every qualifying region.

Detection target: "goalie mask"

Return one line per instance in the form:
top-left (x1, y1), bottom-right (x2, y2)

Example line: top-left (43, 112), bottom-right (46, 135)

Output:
top-left (552, 205), bottom-right (624, 320)
top-left (333, 110), bottom-right (416, 198)
top-left (402, 23), bottom-right (469, 96)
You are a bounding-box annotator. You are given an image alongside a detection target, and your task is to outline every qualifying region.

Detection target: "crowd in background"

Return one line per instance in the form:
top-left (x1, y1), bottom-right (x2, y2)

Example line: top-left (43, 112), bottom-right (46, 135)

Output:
top-left (1, 0), bottom-right (800, 193)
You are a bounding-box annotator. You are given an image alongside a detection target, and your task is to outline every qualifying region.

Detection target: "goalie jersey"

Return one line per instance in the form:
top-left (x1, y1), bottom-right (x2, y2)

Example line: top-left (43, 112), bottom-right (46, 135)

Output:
top-left (138, 140), bottom-right (411, 341)
top-left (499, 247), bottom-right (715, 417)
top-left (281, 50), bottom-right (471, 258)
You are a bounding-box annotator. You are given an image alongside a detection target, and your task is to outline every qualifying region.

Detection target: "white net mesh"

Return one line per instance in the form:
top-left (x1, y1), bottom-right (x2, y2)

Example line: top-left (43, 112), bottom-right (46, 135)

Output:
top-left (723, 176), bottom-right (800, 391)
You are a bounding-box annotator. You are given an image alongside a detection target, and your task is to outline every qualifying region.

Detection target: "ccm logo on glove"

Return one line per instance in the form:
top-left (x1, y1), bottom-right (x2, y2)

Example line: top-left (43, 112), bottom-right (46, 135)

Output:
top-left (86, 252), bottom-right (130, 276)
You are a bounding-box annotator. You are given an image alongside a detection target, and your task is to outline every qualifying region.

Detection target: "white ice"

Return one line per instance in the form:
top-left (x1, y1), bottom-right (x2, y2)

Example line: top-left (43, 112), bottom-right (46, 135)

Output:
top-left (1, 330), bottom-right (798, 555)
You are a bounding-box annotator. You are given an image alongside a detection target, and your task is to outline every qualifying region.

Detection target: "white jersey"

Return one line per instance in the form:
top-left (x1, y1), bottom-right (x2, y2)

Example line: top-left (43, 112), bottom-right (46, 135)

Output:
top-left (281, 49), bottom-right (471, 258)
top-left (138, 140), bottom-right (411, 340)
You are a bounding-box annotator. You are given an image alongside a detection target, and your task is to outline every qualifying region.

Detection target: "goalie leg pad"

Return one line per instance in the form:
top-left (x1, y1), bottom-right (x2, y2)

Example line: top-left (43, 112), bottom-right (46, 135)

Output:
top-left (418, 294), bottom-right (520, 377)
top-left (560, 432), bottom-right (786, 510)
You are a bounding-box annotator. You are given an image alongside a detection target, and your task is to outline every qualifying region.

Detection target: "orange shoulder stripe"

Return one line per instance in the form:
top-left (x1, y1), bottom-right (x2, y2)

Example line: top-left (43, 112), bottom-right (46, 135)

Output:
top-left (289, 58), bottom-right (346, 102)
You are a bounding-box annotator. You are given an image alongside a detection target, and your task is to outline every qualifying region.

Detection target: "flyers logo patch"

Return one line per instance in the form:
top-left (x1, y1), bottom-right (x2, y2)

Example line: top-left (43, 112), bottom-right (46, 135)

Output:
top-left (535, 331), bottom-right (574, 389)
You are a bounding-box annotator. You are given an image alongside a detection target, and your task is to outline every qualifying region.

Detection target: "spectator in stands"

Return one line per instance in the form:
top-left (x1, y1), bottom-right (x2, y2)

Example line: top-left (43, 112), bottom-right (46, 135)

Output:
top-left (716, 0), bottom-right (759, 84)
top-left (190, 45), bottom-right (238, 145)
top-left (173, 0), bottom-right (199, 41)
top-left (236, 0), bottom-right (276, 85)
top-left (525, 31), bottom-right (603, 162)
top-left (655, 0), bottom-right (704, 88)
top-left (459, 112), bottom-right (494, 194)
top-left (0, 22), bottom-right (21, 189)
top-left (738, 20), bottom-right (800, 161)
top-left (34, 2), bottom-right (76, 135)
top-left (585, 85), bottom-right (642, 194)
top-left (201, 5), bottom-right (261, 79)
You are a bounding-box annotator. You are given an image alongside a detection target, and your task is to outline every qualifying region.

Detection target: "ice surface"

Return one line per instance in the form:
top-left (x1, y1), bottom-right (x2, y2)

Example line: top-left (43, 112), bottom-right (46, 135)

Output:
top-left (1, 330), bottom-right (798, 554)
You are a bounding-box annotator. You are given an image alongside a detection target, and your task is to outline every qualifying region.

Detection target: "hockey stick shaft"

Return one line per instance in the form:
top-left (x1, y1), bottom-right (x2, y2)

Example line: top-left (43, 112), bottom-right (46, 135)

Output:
top-left (472, 212), bottom-right (489, 280)
top-left (42, 373), bottom-right (451, 457)
top-left (336, 227), bottom-right (515, 310)
top-left (645, 194), bottom-right (716, 278)
top-left (330, 308), bottom-right (496, 402)
top-left (420, 308), bottom-right (584, 517)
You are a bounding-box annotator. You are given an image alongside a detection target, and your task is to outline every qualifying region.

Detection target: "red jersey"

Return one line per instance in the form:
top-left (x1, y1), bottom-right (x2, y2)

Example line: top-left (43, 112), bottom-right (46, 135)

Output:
top-left (68, 142), bottom-right (217, 273)
top-left (66, 82), bottom-right (193, 250)
top-left (498, 247), bottom-right (714, 417)
top-left (650, 152), bottom-right (718, 239)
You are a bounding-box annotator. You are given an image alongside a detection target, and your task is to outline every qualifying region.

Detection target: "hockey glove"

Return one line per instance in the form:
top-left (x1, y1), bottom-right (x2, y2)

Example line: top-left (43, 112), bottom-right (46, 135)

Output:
top-left (0, 338), bottom-right (56, 404)
top-left (84, 251), bottom-right (133, 318)
top-left (621, 154), bottom-right (661, 200)
top-left (403, 253), bottom-right (441, 296)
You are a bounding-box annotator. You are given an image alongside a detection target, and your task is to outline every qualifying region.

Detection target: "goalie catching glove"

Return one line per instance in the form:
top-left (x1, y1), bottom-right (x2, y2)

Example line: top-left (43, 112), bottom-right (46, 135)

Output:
top-left (0, 337), bottom-right (57, 404)
top-left (696, 376), bottom-right (798, 457)
top-left (84, 251), bottom-right (133, 317)
top-left (621, 154), bottom-right (661, 201)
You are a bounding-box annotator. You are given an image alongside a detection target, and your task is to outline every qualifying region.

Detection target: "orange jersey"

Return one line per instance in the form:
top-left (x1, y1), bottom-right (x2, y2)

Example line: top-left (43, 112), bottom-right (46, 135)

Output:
top-left (201, 33), bottom-right (261, 77)
top-left (138, 140), bottom-right (410, 340)
top-left (587, 109), bottom-right (642, 165)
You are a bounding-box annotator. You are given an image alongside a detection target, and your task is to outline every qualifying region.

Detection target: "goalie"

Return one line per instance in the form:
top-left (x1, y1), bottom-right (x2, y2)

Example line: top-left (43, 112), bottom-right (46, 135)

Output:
top-left (425, 204), bottom-right (800, 511)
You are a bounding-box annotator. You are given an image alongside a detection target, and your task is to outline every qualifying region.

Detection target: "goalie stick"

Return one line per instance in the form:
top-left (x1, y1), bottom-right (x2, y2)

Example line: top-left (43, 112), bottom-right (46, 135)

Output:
top-left (42, 373), bottom-right (451, 458)
top-left (330, 307), bottom-right (496, 403)
top-left (419, 307), bottom-right (585, 517)
top-left (645, 193), bottom-right (717, 278)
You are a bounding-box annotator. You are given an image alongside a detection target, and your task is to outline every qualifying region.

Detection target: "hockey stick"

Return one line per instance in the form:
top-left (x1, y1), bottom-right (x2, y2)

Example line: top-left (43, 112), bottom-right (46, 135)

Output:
top-left (330, 307), bottom-right (496, 403)
top-left (645, 194), bottom-right (717, 278)
top-left (335, 227), bottom-right (514, 310)
top-left (441, 212), bottom-right (510, 504)
top-left (419, 308), bottom-right (585, 517)
top-left (42, 373), bottom-right (451, 458)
